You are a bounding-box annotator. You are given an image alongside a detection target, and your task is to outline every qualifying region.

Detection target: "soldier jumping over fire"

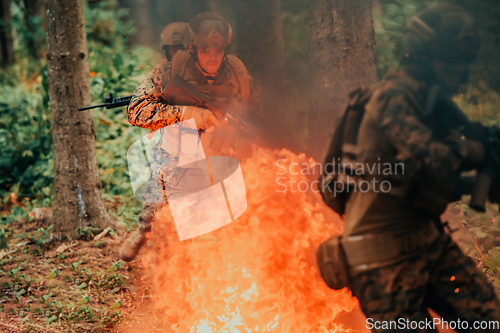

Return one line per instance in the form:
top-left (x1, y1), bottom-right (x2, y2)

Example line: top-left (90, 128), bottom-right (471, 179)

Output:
top-left (120, 12), bottom-right (259, 262)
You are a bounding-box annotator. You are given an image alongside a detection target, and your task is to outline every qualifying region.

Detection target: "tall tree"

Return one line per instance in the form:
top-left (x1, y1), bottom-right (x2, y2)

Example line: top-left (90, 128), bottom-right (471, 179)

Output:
top-left (44, 0), bottom-right (114, 238)
top-left (0, 0), bottom-right (15, 67)
top-left (308, 0), bottom-right (377, 161)
top-left (235, 0), bottom-right (287, 146)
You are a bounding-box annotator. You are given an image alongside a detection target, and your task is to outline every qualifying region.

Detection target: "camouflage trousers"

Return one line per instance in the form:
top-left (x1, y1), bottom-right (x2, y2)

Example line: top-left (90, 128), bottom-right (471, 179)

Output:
top-left (349, 233), bottom-right (500, 333)
top-left (136, 146), bottom-right (186, 233)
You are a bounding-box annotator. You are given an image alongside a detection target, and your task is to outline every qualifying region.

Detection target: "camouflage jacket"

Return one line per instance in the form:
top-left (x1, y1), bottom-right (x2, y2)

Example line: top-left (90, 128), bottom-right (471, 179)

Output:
top-left (127, 51), bottom-right (261, 132)
top-left (374, 71), bottom-right (466, 178)
top-left (344, 70), bottom-right (479, 236)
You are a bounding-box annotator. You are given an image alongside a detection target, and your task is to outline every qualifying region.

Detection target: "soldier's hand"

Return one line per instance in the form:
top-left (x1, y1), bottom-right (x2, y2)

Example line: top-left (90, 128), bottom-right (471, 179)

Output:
top-left (445, 130), bottom-right (485, 170)
top-left (460, 139), bottom-right (486, 171)
top-left (180, 106), bottom-right (221, 130)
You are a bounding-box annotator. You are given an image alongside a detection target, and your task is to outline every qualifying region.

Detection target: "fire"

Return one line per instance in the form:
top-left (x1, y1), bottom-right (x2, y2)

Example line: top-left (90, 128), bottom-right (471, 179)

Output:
top-left (130, 146), bottom-right (359, 332)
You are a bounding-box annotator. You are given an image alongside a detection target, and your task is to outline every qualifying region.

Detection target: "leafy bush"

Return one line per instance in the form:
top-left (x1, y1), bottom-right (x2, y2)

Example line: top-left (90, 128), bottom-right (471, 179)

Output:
top-left (374, 0), bottom-right (433, 78)
top-left (0, 0), bottom-right (152, 223)
top-left (0, 68), bottom-right (52, 201)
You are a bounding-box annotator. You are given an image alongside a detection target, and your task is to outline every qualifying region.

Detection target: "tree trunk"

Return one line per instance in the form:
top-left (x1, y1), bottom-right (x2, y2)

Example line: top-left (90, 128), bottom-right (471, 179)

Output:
top-left (0, 0), bottom-right (15, 67)
top-left (235, 0), bottom-right (287, 146)
top-left (44, 0), bottom-right (113, 239)
top-left (308, 0), bottom-right (377, 161)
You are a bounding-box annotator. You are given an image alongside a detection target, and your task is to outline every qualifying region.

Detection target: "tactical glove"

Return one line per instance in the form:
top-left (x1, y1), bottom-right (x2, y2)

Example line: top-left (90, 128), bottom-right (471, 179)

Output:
top-left (180, 106), bottom-right (221, 130)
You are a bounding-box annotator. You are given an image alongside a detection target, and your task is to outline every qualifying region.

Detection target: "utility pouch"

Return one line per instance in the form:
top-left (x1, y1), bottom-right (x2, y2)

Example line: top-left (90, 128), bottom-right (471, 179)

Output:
top-left (316, 236), bottom-right (350, 290)
top-left (319, 88), bottom-right (372, 216)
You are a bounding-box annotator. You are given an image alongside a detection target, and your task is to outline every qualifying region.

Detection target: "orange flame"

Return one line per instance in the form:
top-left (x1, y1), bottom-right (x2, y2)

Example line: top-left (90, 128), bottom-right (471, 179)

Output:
top-left (127, 146), bottom-right (359, 332)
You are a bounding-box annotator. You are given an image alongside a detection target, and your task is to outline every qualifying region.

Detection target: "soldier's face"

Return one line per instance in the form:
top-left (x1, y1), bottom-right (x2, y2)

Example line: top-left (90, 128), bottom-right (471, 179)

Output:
top-left (432, 60), bottom-right (469, 94)
top-left (196, 46), bottom-right (225, 75)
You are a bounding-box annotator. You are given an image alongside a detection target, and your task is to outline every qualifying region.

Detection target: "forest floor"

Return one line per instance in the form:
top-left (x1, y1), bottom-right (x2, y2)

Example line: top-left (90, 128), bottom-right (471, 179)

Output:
top-left (0, 198), bottom-right (500, 332)
top-left (0, 199), bottom-right (154, 333)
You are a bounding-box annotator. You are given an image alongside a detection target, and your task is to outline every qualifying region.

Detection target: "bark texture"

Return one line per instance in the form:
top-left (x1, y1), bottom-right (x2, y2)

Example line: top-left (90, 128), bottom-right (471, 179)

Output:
top-left (235, 0), bottom-right (287, 145)
top-left (0, 0), bottom-right (15, 67)
top-left (308, 0), bottom-right (377, 161)
top-left (44, 0), bottom-right (113, 238)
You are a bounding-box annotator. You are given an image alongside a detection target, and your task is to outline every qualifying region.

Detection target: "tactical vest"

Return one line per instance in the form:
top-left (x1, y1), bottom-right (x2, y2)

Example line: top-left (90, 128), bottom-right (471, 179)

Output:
top-left (158, 50), bottom-right (251, 159)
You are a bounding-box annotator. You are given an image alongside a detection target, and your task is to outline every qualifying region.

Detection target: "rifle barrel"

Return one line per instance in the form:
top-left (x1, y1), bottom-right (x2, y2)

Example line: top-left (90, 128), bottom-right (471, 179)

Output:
top-left (78, 103), bottom-right (107, 111)
top-left (78, 95), bottom-right (133, 111)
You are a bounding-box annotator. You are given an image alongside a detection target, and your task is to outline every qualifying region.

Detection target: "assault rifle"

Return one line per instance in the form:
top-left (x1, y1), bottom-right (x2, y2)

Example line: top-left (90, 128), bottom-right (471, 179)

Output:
top-left (469, 126), bottom-right (500, 211)
top-left (436, 93), bottom-right (500, 212)
top-left (78, 93), bottom-right (132, 111)
top-left (78, 75), bottom-right (239, 124)
top-left (79, 75), bottom-right (249, 152)
top-left (162, 75), bottom-right (246, 151)
top-left (163, 74), bottom-right (238, 123)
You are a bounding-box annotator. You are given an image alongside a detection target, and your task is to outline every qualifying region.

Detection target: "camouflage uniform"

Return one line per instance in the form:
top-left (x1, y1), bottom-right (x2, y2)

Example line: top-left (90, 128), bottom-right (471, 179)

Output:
top-left (342, 71), bottom-right (500, 333)
top-left (350, 233), bottom-right (500, 333)
top-left (342, 71), bottom-right (466, 238)
top-left (128, 50), bottom-right (259, 235)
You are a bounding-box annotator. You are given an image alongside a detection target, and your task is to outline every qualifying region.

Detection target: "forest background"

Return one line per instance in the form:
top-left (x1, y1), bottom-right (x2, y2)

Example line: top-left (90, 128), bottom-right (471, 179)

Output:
top-left (1, 0), bottom-right (500, 331)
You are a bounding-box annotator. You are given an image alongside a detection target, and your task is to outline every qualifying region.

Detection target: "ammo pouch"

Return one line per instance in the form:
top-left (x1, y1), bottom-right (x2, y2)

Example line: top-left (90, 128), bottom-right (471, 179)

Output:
top-left (316, 236), bottom-right (350, 290)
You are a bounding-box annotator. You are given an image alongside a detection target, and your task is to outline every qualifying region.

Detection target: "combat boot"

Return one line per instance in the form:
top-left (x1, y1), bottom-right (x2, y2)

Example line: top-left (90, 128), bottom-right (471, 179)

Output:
top-left (119, 230), bottom-right (148, 262)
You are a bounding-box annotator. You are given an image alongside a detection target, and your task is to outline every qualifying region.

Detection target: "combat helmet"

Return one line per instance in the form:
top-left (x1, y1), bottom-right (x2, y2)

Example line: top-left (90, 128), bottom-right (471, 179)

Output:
top-left (184, 12), bottom-right (233, 51)
top-left (161, 22), bottom-right (187, 49)
top-left (402, 3), bottom-right (480, 63)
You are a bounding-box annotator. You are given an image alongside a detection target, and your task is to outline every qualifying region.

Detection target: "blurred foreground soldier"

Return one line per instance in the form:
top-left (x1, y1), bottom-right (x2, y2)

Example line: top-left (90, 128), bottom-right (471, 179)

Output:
top-left (317, 3), bottom-right (500, 332)
top-left (120, 12), bottom-right (258, 261)
top-left (161, 22), bottom-right (187, 61)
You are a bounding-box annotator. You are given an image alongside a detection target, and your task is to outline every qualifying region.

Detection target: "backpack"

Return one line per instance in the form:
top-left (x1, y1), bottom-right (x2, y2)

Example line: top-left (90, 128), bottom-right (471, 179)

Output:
top-left (319, 87), bottom-right (372, 215)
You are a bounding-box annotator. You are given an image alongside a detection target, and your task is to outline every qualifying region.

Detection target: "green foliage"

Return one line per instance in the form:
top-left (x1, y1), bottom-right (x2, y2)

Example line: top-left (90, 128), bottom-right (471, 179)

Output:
top-left (485, 247), bottom-right (500, 274)
top-left (28, 225), bottom-right (54, 250)
top-left (374, 0), bottom-right (500, 89)
top-left (76, 226), bottom-right (100, 241)
top-left (0, 65), bottom-right (53, 200)
top-left (455, 81), bottom-right (500, 126)
top-left (0, 0), bottom-right (150, 228)
top-left (10, 1), bottom-right (46, 61)
top-left (374, 0), bottom-right (432, 78)
top-left (84, 0), bottom-right (137, 49)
